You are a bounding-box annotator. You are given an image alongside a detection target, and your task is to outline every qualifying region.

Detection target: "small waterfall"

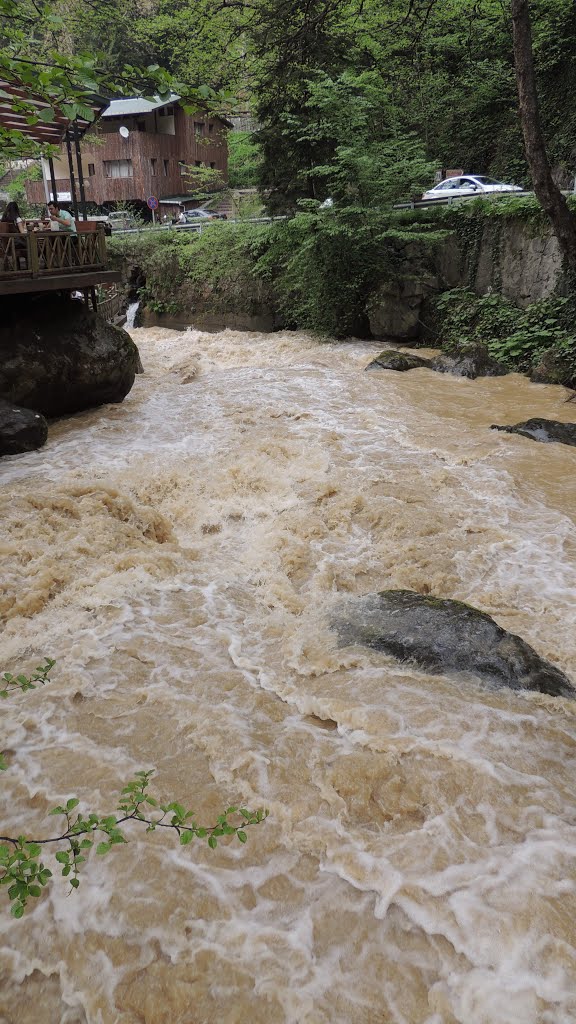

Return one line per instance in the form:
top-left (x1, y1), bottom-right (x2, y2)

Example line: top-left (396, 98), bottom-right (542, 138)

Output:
top-left (125, 300), bottom-right (140, 329)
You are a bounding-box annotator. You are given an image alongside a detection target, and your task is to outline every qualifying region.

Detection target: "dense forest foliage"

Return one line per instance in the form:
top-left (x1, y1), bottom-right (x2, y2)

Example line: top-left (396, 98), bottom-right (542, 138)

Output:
top-left (6, 0), bottom-right (576, 185)
top-left (3, 0), bottom-right (576, 371)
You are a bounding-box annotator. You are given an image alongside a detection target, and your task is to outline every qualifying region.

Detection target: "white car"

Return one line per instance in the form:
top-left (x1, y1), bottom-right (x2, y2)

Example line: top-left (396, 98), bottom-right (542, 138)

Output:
top-left (422, 175), bottom-right (523, 201)
top-left (184, 209), bottom-right (216, 222)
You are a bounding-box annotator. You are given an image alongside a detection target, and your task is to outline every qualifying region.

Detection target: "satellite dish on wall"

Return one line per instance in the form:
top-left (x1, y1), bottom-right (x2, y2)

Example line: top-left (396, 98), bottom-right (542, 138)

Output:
top-left (119, 126), bottom-right (130, 139)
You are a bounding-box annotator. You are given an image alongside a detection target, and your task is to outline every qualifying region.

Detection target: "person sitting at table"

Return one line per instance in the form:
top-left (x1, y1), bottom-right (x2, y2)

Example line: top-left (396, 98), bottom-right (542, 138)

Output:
top-left (1, 201), bottom-right (27, 270)
top-left (47, 202), bottom-right (77, 234)
top-left (1, 201), bottom-right (26, 234)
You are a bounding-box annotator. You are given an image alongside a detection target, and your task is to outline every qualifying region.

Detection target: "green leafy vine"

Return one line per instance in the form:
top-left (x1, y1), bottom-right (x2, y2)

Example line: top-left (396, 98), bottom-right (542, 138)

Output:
top-left (1, 661), bottom-right (268, 918)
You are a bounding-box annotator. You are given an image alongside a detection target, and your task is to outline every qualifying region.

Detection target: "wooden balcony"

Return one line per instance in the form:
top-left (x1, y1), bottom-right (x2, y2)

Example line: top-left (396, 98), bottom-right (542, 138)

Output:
top-left (0, 223), bottom-right (121, 297)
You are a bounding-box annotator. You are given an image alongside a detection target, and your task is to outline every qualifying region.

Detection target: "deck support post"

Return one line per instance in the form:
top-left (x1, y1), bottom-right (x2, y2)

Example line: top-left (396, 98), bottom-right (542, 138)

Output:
top-left (48, 158), bottom-right (58, 204)
top-left (73, 123), bottom-right (88, 221)
top-left (65, 131), bottom-right (79, 219)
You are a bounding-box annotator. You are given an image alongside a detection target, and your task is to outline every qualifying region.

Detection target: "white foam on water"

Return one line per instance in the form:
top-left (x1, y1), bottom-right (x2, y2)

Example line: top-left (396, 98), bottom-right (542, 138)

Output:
top-left (1, 325), bottom-right (576, 1023)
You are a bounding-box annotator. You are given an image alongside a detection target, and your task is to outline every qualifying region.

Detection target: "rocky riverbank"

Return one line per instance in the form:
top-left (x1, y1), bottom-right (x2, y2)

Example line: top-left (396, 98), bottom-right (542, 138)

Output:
top-left (0, 294), bottom-right (142, 456)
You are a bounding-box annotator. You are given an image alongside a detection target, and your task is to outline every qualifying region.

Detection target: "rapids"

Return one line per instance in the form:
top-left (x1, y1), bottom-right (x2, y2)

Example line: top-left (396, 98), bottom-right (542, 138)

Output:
top-left (1, 325), bottom-right (576, 1024)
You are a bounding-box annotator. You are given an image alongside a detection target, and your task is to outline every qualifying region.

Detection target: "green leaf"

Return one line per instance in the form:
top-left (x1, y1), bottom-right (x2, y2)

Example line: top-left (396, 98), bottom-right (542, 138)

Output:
top-left (37, 106), bottom-right (55, 124)
top-left (237, 831), bottom-right (247, 843)
top-left (66, 798), bottom-right (80, 811)
top-left (70, 878), bottom-right (80, 889)
top-left (28, 885), bottom-right (42, 898)
top-left (96, 843), bottom-right (111, 855)
top-left (55, 851), bottom-right (69, 864)
top-left (11, 904), bottom-right (25, 919)
top-left (208, 835), bottom-right (217, 849)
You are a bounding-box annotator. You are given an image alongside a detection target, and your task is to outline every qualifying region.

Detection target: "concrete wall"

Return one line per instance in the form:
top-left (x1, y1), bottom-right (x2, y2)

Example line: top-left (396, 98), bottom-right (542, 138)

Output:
top-left (368, 215), bottom-right (567, 340)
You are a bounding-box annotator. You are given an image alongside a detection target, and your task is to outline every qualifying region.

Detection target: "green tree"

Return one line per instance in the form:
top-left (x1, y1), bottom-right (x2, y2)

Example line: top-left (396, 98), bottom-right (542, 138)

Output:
top-left (0, 0), bottom-right (195, 157)
top-left (228, 130), bottom-right (262, 188)
top-left (256, 71), bottom-right (438, 334)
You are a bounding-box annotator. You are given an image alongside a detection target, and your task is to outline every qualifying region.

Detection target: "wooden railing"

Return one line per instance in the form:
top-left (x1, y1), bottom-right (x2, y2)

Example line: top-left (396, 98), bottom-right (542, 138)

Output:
top-left (0, 225), bottom-right (107, 280)
top-left (96, 284), bottom-right (125, 323)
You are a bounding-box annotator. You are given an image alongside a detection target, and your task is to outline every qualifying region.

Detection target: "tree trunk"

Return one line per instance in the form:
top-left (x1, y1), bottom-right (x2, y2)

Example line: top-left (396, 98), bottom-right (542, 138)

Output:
top-left (511, 0), bottom-right (576, 269)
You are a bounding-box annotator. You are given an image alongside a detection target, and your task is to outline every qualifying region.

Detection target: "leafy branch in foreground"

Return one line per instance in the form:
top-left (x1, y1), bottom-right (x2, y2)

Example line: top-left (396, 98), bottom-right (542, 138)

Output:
top-left (1, 658), bottom-right (55, 701)
top-left (1, 662), bottom-right (268, 918)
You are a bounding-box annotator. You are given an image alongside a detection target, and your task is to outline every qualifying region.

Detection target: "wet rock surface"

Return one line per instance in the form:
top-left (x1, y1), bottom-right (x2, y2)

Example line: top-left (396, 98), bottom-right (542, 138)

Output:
top-left (365, 350), bottom-right (431, 372)
top-left (428, 345), bottom-right (507, 379)
top-left (0, 293), bottom-right (141, 418)
top-left (491, 418), bottom-right (576, 447)
top-left (530, 347), bottom-right (576, 389)
top-left (0, 399), bottom-right (48, 456)
top-left (333, 590), bottom-right (574, 697)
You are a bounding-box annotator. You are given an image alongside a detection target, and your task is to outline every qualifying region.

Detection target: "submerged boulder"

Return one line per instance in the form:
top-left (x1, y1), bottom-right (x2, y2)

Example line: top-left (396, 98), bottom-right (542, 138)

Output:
top-left (491, 418), bottom-right (576, 447)
top-left (366, 350), bottom-right (432, 372)
top-left (0, 293), bottom-right (141, 418)
top-left (428, 345), bottom-right (507, 379)
top-left (332, 590), bottom-right (573, 698)
top-left (0, 399), bottom-right (48, 456)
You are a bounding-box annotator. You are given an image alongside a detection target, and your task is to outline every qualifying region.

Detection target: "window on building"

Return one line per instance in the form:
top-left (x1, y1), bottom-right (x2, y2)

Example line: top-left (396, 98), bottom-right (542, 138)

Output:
top-left (151, 158), bottom-right (157, 175)
top-left (210, 162), bottom-right (216, 169)
top-left (159, 105), bottom-right (174, 116)
top-left (87, 163), bottom-right (95, 176)
top-left (103, 159), bottom-right (133, 178)
top-left (178, 161), bottom-right (187, 175)
top-left (163, 159), bottom-right (169, 176)
top-left (194, 121), bottom-right (204, 135)
top-left (194, 160), bottom-right (202, 167)
top-left (137, 120), bottom-right (146, 132)
top-left (208, 123), bottom-right (214, 134)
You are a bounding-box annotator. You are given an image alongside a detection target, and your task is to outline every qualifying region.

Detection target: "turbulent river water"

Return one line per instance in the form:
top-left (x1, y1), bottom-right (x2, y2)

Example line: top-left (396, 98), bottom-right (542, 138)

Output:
top-left (1, 326), bottom-right (576, 1024)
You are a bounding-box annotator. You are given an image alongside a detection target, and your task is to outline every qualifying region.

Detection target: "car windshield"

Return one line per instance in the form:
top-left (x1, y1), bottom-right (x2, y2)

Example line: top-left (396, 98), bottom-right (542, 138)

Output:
top-left (471, 176), bottom-right (504, 185)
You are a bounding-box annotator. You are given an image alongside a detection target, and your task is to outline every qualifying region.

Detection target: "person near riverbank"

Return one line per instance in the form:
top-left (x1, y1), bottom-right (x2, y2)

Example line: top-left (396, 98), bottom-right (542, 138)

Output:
top-left (47, 202), bottom-right (77, 234)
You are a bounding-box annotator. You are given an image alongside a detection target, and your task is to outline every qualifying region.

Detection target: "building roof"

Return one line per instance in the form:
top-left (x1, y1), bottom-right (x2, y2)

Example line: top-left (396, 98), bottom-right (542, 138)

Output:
top-left (102, 94), bottom-right (181, 118)
top-left (0, 79), bottom-right (106, 148)
top-left (102, 94), bottom-right (233, 128)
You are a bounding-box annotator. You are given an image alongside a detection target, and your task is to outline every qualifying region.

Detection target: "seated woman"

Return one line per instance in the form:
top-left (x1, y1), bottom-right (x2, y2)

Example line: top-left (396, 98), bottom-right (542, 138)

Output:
top-left (1, 201), bottom-right (26, 234)
top-left (1, 201), bottom-right (27, 270)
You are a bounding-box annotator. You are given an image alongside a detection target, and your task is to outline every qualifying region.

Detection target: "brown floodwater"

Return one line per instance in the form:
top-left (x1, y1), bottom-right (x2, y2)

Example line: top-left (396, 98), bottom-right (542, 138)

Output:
top-left (1, 327), bottom-right (575, 1024)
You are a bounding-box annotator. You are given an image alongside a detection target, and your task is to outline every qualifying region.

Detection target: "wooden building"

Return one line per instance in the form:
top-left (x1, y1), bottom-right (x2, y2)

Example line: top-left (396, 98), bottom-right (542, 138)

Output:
top-left (27, 95), bottom-right (229, 217)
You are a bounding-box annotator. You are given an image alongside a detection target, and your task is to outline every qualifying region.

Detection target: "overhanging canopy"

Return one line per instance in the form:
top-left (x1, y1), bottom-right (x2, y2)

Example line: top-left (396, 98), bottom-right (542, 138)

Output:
top-left (0, 80), bottom-right (106, 149)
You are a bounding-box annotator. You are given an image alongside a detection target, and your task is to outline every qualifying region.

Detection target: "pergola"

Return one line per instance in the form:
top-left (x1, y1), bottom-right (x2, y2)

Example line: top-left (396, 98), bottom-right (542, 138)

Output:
top-left (0, 80), bottom-right (106, 219)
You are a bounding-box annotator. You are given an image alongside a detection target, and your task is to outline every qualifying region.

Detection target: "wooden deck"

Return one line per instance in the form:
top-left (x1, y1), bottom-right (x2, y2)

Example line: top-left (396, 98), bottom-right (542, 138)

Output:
top-left (0, 225), bottom-right (121, 298)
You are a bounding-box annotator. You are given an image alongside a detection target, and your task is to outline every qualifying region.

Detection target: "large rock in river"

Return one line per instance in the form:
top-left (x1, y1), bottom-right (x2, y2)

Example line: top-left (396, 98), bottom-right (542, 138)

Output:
top-left (428, 345), bottom-right (507, 379)
top-left (491, 418), bottom-right (576, 447)
top-left (366, 350), bottom-right (432, 372)
top-left (0, 399), bottom-right (48, 456)
top-left (332, 590), bottom-right (573, 697)
top-left (0, 294), bottom-right (141, 418)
